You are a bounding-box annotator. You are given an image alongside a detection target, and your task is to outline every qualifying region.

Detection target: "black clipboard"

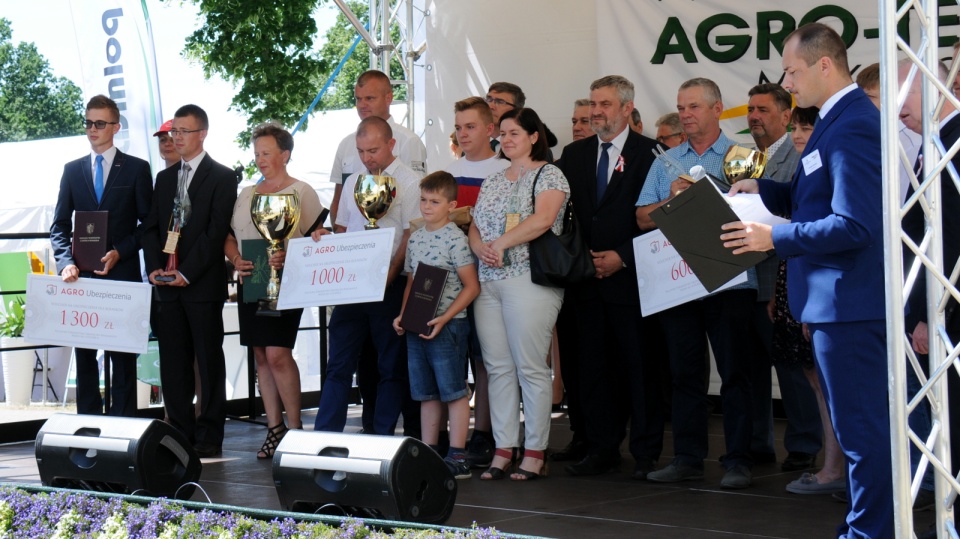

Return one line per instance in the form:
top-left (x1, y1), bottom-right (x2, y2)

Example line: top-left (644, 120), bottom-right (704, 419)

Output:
top-left (650, 178), bottom-right (770, 292)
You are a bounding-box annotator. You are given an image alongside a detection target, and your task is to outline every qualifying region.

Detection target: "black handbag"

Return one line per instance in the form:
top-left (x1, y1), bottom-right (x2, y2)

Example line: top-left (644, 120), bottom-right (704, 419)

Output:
top-left (527, 165), bottom-right (596, 287)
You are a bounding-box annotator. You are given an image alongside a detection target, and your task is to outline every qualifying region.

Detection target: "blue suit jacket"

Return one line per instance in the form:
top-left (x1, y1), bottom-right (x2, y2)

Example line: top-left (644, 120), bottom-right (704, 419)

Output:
top-left (50, 149), bottom-right (153, 282)
top-left (759, 87), bottom-right (885, 323)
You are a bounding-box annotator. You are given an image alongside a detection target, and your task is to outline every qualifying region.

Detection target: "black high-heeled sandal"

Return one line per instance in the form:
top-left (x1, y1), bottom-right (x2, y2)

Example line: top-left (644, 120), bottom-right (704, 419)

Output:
top-left (257, 423), bottom-right (288, 459)
top-left (480, 448), bottom-right (516, 480)
top-left (512, 449), bottom-right (548, 481)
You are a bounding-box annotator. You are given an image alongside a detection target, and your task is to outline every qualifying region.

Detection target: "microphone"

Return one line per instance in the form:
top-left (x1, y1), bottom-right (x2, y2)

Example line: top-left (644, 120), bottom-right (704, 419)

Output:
top-left (688, 165), bottom-right (730, 192)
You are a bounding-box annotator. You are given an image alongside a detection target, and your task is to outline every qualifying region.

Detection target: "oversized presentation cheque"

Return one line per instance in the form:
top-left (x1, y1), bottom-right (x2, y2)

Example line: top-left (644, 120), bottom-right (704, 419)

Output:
top-left (23, 274), bottom-right (152, 354)
top-left (277, 228), bottom-right (396, 309)
top-left (633, 229), bottom-right (747, 316)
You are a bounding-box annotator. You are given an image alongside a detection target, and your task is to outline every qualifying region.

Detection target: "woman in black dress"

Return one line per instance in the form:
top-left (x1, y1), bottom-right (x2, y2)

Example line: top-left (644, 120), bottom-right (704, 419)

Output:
top-left (224, 122), bottom-right (324, 458)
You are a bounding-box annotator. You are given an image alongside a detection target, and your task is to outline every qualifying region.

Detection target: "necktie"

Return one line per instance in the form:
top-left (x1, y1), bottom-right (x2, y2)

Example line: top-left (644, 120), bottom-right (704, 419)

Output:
top-left (176, 163), bottom-right (193, 228)
top-left (179, 162), bottom-right (192, 190)
top-left (597, 142), bottom-right (612, 201)
top-left (94, 155), bottom-right (104, 204)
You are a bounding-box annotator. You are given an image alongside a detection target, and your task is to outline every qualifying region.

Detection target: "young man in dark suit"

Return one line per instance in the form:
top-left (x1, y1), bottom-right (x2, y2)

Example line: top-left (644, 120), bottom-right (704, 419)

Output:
top-left (725, 23), bottom-right (889, 538)
top-left (142, 104), bottom-right (238, 457)
top-left (555, 75), bottom-right (665, 480)
top-left (50, 94), bottom-right (153, 417)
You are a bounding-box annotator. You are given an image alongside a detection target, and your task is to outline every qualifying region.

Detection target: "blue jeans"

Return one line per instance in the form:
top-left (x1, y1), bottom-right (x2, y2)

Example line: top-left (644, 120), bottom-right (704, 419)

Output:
top-left (407, 318), bottom-right (470, 402)
top-left (658, 289), bottom-right (755, 470)
top-left (314, 278), bottom-right (408, 435)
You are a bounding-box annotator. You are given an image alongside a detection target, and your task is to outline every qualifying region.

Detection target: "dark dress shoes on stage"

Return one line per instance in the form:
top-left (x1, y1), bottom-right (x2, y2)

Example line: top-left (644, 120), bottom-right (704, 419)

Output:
top-left (781, 451), bottom-right (816, 471)
top-left (551, 438), bottom-right (588, 462)
top-left (565, 453), bottom-right (621, 476)
top-left (194, 442), bottom-right (222, 458)
top-left (632, 458), bottom-right (657, 480)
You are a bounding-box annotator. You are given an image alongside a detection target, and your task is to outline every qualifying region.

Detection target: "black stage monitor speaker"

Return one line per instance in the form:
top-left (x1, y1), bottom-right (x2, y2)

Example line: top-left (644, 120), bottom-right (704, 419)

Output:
top-left (273, 431), bottom-right (456, 524)
top-left (35, 413), bottom-right (201, 498)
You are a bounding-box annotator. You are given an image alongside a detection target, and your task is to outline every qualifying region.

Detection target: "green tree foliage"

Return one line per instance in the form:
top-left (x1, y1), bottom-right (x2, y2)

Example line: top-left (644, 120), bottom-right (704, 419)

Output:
top-left (0, 18), bottom-right (84, 143)
top-left (178, 0), bottom-right (329, 148)
top-left (176, 1), bottom-right (407, 150)
top-left (317, 1), bottom-right (407, 110)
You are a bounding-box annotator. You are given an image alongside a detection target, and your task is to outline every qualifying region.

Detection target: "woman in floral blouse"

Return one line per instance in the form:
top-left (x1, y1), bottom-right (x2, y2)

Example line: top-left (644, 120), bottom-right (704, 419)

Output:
top-left (468, 107), bottom-right (569, 480)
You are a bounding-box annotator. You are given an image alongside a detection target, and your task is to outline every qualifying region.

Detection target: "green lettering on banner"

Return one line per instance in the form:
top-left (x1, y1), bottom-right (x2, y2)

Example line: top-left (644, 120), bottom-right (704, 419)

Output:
top-left (696, 13), bottom-right (751, 63)
top-left (651, 17), bottom-right (698, 64)
top-left (799, 5), bottom-right (857, 47)
top-left (756, 11), bottom-right (795, 60)
top-left (939, 0), bottom-right (959, 48)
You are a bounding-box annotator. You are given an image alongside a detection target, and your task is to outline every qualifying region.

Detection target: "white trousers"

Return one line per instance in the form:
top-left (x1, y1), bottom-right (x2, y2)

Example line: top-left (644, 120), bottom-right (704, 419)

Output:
top-left (473, 272), bottom-right (563, 451)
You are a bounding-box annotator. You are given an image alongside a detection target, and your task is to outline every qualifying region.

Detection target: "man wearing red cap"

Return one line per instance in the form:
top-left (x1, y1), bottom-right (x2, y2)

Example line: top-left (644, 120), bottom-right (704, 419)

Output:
top-left (154, 120), bottom-right (178, 169)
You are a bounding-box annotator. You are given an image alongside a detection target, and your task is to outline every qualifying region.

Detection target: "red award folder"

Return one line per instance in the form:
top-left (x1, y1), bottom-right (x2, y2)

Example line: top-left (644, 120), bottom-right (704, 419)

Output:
top-left (400, 262), bottom-right (450, 336)
top-left (73, 211), bottom-right (108, 272)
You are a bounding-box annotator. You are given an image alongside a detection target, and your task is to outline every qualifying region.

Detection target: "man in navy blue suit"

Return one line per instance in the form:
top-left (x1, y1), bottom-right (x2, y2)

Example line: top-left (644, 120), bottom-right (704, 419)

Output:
top-left (50, 94), bottom-right (153, 417)
top-left (723, 23), bottom-right (891, 538)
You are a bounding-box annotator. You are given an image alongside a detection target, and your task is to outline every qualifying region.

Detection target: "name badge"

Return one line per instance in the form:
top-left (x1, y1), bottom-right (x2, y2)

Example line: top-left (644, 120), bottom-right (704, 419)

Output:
top-left (505, 213), bottom-right (521, 233)
top-left (802, 150), bottom-right (822, 176)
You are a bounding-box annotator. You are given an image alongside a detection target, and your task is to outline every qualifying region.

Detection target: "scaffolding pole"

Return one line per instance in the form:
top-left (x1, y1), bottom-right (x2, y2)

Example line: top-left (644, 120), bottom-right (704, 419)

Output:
top-left (882, 0), bottom-right (960, 536)
top-left (331, 0), bottom-right (425, 133)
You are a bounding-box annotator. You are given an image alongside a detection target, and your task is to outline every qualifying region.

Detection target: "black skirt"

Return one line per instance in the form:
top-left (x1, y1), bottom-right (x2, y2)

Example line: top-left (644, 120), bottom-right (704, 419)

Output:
top-left (236, 282), bottom-right (304, 349)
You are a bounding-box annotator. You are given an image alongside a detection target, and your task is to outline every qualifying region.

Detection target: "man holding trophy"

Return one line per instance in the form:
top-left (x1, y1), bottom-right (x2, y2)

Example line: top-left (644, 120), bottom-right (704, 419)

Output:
top-left (143, 104), bottom-right (238, 458)
top-left (312, 116), bottom-right (423, 435)
top-left (635, 78), bottom-right (759, 489)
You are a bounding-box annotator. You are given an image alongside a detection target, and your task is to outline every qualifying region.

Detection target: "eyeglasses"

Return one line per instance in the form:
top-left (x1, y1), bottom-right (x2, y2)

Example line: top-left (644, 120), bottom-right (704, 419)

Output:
top-left (485, 95), bottom-right (515, 108)
top-left (83, 120), bottom-right (119, 130)
top-left (656, 132), bottom-right (683, 143)
top-left (168, 129), bottom-right (203, 137)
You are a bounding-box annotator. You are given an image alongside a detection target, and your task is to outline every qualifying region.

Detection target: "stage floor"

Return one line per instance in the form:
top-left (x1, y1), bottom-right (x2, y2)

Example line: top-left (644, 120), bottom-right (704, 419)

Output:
top-left (0, 407), bottom-right (934, 538)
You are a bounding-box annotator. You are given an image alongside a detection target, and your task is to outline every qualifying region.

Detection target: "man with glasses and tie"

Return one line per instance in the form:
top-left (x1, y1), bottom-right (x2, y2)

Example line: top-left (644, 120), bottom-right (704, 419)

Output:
top-left (50, 94), bottom-right (153, 417)
top-left (143, 104), bottom-right (237, 457)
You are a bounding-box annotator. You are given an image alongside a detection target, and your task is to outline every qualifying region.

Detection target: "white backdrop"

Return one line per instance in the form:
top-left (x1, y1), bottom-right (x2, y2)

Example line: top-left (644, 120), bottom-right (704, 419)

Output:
top-left (422, 0), bottom-right (598, 171)
top-left (422, 0), bottom-right (960, 166)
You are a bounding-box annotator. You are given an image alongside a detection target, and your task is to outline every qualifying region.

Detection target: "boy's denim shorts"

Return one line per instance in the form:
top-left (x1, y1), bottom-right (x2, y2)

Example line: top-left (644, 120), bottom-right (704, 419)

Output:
top-left (407, 317), bottom-right (470, 402)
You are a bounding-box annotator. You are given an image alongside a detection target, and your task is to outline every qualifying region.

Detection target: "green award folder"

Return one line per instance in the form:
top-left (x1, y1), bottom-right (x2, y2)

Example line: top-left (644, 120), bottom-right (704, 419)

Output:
top-left (240, 238), bottom-right (271, 303)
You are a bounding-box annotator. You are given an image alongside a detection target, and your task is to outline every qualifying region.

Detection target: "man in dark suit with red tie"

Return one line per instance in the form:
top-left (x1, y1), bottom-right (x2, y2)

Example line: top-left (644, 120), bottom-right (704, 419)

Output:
top-left (142, 104), bottom-right (237, 457)
top-left (724, 23), bottom-right (890, 538)
top-left (555, 75), bottom-right (665, 479)
top-left (50, 94), bottom-right (153, 417)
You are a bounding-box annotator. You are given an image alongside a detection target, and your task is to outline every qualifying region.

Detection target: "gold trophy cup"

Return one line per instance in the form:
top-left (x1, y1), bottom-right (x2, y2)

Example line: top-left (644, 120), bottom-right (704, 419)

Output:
top-left (354, 174), bottom-right (397, 229)
top-left (722, 145), bottom-right (768, 184)
top-left (250, 192), bottom-right (301, 316)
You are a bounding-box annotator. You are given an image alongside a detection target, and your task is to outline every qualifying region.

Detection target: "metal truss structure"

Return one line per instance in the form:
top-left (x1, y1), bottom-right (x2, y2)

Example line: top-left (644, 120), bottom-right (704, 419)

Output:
top-left (331, 0), bottom-right (427, 133)
top-left (882, 0), bottom-right (960, 537)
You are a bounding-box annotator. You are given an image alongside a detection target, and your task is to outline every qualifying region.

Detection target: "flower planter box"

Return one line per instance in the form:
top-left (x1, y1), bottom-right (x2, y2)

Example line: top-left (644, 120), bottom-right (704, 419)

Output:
top-left (0, 484), bottom-right (551, 539)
